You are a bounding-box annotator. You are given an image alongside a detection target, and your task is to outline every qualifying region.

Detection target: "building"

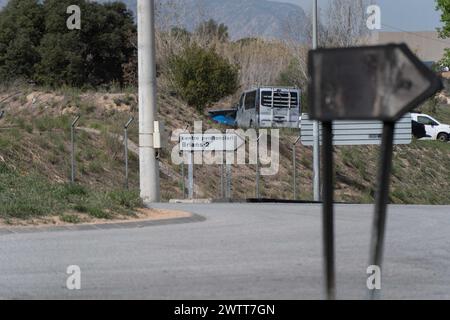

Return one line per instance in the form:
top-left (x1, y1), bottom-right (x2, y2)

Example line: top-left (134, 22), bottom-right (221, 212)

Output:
top-left (368, 31), bottom-right (450, 63)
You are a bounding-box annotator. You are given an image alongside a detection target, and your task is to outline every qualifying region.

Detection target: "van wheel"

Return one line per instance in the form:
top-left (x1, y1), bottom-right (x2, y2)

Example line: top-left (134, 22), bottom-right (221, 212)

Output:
top-left (437, 133), bottom-right (449, 142)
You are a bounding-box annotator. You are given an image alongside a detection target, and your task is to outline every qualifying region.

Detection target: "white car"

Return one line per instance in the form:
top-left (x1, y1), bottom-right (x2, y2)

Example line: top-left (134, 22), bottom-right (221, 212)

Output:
top-left (411, 113), bottom-right (450, 142)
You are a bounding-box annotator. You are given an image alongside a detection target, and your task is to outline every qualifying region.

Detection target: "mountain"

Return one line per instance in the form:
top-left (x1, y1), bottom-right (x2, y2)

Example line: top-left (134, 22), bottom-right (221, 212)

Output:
top-left (110, 0), bottom-right (307, 40)
top-left (0, 0), bottom-right (308, 41)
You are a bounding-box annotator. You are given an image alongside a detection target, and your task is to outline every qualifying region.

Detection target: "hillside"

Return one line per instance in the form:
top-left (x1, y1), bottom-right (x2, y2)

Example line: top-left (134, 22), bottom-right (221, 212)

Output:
top-left (0, 0), bottom-right (308, 41)
top-left (1, 85), bottom-right (450, 221)
top-left (154, 0), bottom-right (308, 41)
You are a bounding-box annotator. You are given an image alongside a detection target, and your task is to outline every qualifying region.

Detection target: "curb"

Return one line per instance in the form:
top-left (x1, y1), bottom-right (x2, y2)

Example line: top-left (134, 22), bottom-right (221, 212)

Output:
top-left (0, 213), bottom-right (206, 236)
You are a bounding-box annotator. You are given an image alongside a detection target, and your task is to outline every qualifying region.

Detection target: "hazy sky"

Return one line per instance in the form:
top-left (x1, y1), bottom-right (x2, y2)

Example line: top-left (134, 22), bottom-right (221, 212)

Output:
top-left (273, 0), bottom-right (442, 32)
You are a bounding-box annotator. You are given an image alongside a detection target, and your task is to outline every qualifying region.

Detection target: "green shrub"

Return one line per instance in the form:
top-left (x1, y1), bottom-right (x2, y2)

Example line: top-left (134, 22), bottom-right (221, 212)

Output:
top-left (58, 184), bottom-right (88, 199)
top-left (109, 190), bottom-right (143, 209)
top-left (86, 206), bottom-right (110, 219)
top-left (169, 45), bottom-right (239, 112)
top-left (60, 214), bottom-right (81, 224)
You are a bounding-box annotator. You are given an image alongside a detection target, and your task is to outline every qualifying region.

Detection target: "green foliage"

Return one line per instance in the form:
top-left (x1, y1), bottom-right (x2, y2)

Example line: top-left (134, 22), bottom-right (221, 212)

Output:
top-left (169, 45), bottom-right (239, 111)
top-left (60, 214), bottom-right (81, 224)
top-left (277, 58), bottom-right (308, 111)
top-left (0, 0), bottom-right (136, 87)
top-left (0, 166), bottom-right (143, 219)
top-left (0, 0), bottom-right (44, 80)
top-left (108, 189), bottom-right (143, 209)
top-left (278, 58), bottom-right (304, 88)
top-left (437, 0), bottom-right (450, 66)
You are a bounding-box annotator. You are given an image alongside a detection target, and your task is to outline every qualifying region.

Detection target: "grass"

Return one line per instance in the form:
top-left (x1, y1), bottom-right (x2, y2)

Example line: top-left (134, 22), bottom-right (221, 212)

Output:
top-left (0, 162), bottom-right (142, 220)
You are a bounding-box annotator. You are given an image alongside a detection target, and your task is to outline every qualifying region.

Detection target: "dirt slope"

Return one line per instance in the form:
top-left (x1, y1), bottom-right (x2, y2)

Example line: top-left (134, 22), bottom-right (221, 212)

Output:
top-left (1, 85), bottom-right (449, 204)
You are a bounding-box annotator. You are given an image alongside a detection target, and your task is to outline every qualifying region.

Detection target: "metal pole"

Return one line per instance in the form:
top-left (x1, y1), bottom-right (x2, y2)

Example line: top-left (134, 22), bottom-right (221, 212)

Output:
top-left (369, 121), bottom-right (395, 299)
top-left (71, 115), bottom-right (80, 184)
top-left (125, 128), bottom-right (129, 189)
top-left (322, 121), bottom-right (335, 300)
top-left (188, 151), bottom-right (194, 199)
top-left (312, 0), bottom-right (321, 202)
top-left (256, 145), bottom-right (260, 199)
top-left (293, 136), bottom-right (301, 201)
top-left (181, 155), bottom-right (185, 199)
top-left (221, 158), bottom-right (225, 199)
top-left (138, 0), bottom-right (160, 203)
top-left (293, 145), bottom-right (297, 200)
top-left (226, 163), bottom-right (232, 199)
top-left (124, 117), bottom-right (134, 190)
top-left (256, 132), bottom-right (261, 199)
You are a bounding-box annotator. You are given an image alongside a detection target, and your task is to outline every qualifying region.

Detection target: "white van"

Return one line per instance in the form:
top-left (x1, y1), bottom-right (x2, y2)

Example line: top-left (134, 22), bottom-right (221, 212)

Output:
top-left (411, 113), bottom-right (450, 142)
top-left (235, 87), bottom-right (301, 129)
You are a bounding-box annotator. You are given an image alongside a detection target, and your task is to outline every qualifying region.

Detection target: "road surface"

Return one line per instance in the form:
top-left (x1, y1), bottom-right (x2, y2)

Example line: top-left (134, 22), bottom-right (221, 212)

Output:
top-left (0, 203), bottom-right (449, 299)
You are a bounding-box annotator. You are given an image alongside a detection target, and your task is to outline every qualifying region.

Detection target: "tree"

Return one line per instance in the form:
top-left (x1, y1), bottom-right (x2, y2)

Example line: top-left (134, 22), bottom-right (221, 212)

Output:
top-left (35, 0), bottom-right (136, 87)
top-left (195, 19), bottom-right (229, 44)
top-left (0, 0), bottom-right (136, 87)
top-left (169, 45), bottom-right (239, 112)
top-left (281, 0), bottom-right (369, 93)
top-left (437, 0), bottom-right (450, 66)
top-left (0, 0), bottom-right (44, 80)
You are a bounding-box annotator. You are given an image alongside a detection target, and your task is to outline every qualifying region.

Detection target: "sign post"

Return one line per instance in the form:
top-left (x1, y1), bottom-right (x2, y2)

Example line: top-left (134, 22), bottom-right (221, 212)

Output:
top-left (226, 162), bottom-right (232, 199)
top-left (180, 153), bottom-right (186, 199)
top-left (188, 151), bottom-right (194, 199)
top-left (308, 44), bottom-right (443, 300)
top-left (180, 133), bottom-right (245, 200)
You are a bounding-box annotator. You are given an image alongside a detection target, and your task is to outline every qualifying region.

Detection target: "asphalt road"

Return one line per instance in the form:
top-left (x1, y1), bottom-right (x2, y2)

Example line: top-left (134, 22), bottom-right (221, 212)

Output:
top-left (0, 203), bottom-right (450, 300)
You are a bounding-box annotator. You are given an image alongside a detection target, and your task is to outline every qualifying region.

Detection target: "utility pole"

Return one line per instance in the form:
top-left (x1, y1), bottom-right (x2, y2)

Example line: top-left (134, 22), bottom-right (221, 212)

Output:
top-left (312, 0), bottom-right (321, 202)
top-left (138, 0), bottom-right (160, 202)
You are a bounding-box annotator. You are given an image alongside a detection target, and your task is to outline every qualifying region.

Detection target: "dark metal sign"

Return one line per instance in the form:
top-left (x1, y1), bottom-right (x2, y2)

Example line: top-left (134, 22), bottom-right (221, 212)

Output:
top-left (308, 44), bottom-right (443, 300)
top-left (308, 44), bottom-right (442, 122)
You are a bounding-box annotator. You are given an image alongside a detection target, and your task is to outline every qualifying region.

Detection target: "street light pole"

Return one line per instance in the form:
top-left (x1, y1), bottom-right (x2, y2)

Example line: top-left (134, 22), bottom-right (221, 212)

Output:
top-left (137, 0), bottom-right (160, 203)
top-left (312, 0), bottom-right (321, 202)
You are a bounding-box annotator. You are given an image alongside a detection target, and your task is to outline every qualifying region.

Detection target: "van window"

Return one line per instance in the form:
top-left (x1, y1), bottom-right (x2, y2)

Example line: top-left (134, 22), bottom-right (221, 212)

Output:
top-left (261, 91), bottom-right (298, 108)
top-left (417, 116), bottom-right (438, 126)
top-left (245, 91), bottom-right (256, 110)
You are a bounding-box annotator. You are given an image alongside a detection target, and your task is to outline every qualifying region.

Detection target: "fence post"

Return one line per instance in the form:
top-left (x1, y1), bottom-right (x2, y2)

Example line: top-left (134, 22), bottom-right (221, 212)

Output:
top-left (124, 117), bottom-right (134, 190)
top-left (70, 115), bottom-right (80, 184)
top-left (292, 136), bottom-right (301, 200)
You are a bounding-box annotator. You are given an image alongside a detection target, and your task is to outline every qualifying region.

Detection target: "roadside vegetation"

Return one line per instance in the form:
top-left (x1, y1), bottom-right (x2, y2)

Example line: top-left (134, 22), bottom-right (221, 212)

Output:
top-left (0, 0), bottom-right (449, 225)
top-left (0, 162), bottom-right (142, 222)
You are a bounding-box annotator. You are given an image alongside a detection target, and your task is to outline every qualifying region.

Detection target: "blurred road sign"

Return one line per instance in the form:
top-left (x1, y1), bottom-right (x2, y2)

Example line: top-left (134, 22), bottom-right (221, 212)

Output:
top-left (308, 44), bottom-right (443, 122)
top-left (300, 113), bottom-right (412, 146)
top-left (180, 133), bottom-right (245, 152)
top-left (308, 44), bottom-right (443, 300)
